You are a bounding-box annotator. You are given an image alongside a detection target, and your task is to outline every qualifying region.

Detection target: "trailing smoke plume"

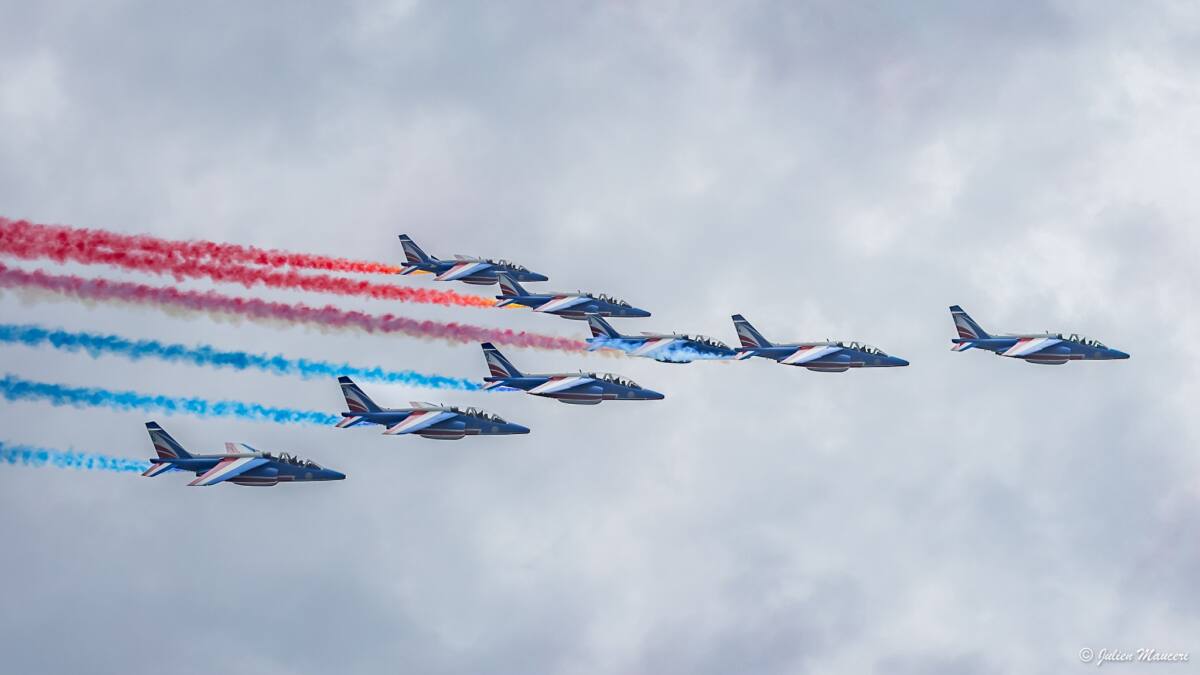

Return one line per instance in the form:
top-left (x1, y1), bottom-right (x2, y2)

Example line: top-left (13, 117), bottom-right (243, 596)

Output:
top-left (0, 373), bottom-right (339, 426)
top-left (0, 263), bottom-right (590, 352)
top-left (0, 323), bottom-right (483, 390)
top-left (0, 217), bottom-right (496, 308)
top-left (0, 440), bottom-right (149, 473)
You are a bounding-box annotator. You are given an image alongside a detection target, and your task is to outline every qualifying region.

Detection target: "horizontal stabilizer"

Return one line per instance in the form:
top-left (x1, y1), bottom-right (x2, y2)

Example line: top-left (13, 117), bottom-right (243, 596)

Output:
top-left (335, 415), bottom-right (367, 429)
top-left (141, 462), bottom-right (175, 478)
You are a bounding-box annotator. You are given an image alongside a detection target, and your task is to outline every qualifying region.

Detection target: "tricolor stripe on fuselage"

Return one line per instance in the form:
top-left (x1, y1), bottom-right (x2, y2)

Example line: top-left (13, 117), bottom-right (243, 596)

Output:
top-left (383, 410), bottom-right (456, 435)
top-left (1002, 337), bottom-right (1061, 357)
top-left (529, 376), bottom-right (593, 395)
top-left (187, 456), bottom-right (268, 487)
top-left (436, 261), bottom-right (492, 281)
top-left (780, 344), bottom-right (841, 365)
top-left (534, 296), bottom-right (591, 314)
top-left (630, 338), bottom-right (677, 357)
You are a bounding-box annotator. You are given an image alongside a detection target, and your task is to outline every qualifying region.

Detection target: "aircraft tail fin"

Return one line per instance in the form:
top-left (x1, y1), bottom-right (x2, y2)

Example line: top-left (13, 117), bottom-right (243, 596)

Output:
top-left (481, 342), bottom-right (523, 377)
top-left (731, 314), bottom-right (772, 348)
top-left (338, 376), bottom-right (382, 413)
top-left (145, 421), bottom-right (192, 459)
top-left (586, 315), bottom-right (623, 339)
top-left (949, 305), bottom-right (991, 340)
top-left (398, 234), bottom-right (436, 264)
top-left (496, 272), bottom-right (530, 297)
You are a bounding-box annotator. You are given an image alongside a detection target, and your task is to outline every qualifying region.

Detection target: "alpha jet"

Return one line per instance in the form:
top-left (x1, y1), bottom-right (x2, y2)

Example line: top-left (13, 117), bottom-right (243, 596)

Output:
top-left (335, 376), bottom-right (529, 439)
top-left (494, 273), bottom-right (651, 319)
top-left (140, 421), bottom-right (344, 486)
top-left (396, 234), bottom-right (549, 285)
top-left (480, 342), bottom-right (664, 404)
top-left (730, 314), bottom-right (910, 372)
top-left (585, 315), bottom-right (737, 363)
top-left (948, 305), bottom-right (1130, 364)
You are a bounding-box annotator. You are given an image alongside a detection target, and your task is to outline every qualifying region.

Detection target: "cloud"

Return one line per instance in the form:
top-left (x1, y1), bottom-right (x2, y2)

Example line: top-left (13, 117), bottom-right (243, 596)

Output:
top-left (2, 2), bottom-right (1199, 673)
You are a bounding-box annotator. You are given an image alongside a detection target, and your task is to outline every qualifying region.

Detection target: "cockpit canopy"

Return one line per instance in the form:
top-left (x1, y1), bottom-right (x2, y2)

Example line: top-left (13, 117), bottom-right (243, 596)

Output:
top-left (451, 406), bottom-right (507, 423)
top-left (591, 292), bottom-right (630, 307)
top-left (265, 452), bottom-right (322, 469)
top-left (486, 258), bottom-right (528, 272)
top-left (685, 334), bottom-right (730, 349)
top-left (1062, 333), bottom-right (1106, 348)
top-left (593, 372), bottom-right (641, 388)
top-left (837, 341), bottom-right (887, 355)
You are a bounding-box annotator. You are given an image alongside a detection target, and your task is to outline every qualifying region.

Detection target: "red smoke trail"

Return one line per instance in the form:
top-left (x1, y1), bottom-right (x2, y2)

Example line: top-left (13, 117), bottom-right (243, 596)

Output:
top-left (0, 218), bottom-right (498, 308)
top-left (0, 264), bottom-right (589, 353)
top-left (0, 217), bottom-right (402, 274)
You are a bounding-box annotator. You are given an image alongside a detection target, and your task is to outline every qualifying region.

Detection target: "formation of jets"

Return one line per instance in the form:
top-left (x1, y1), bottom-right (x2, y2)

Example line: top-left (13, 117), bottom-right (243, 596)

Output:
top-left (140, 236), bottom-right (1131, 486)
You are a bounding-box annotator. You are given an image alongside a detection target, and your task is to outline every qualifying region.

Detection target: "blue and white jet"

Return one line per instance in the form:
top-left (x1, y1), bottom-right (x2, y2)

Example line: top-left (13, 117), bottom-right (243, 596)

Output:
top-left (481, 342), bottom-right (664, 404)
top-left (335, 376), bottom-right (530, 439)
top-left (396, 234), bottom-right (549, 285)
top-left (140, 421), bottom-right (345, 486)
top-left (494, 273), bottom-right (651, 319)
top-left (585, 315), bottom-right (737, 363)
top-left (731, 314), bottom-right (910, 372)
top-left (949, 305), bottom-right (1130, 364)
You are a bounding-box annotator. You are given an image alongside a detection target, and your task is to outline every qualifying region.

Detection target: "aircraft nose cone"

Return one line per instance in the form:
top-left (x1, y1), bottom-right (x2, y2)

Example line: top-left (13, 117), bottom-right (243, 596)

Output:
top-left (529, 273), bottom-right (549, 282)
top-left (889, 357), bottom-right (910, 367)
top-left (643, 390), bottom-right (665, 400)
top-left (326, 470), bottom-right (346, 481)
top-left (505, 423), bottom-right (531, 435)
top-left (631, 308), bottom-right (651, 318)
top-left (1110, 349), bottom-right (1130, 360)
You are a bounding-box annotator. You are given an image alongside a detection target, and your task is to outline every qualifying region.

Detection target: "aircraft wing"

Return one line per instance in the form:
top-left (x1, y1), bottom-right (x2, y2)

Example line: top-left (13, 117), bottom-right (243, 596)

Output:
top-left (534, 295), bottom-right (591, 313)
top-left (382, 410), bottom-right (458, 435)
top-left (529, 376), bottom-right (596, 394)
top-left (1002, 337), bottom-right (1062, 357)
top-left (187, 456), bottom-right (270, 487)
top-left (435, 260), bottom-right (494, 281)
top-left (780, 345), bottom-right (842, 365)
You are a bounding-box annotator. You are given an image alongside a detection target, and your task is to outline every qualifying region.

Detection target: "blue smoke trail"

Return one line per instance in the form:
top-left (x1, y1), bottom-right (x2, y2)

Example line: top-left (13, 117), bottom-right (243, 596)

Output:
top-left (0, 374), bottom-right (339, 426)
top-left (1, 440), bottom-right (148, 473)
top-left (0, 323), bottom-right (481, 391)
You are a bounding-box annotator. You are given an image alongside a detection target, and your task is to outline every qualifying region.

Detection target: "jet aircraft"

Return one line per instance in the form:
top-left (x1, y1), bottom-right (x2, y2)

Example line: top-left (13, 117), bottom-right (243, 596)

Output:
top-left (140, 421), bottom-right (345, 486)
top-left (396, 234), bottom-right (549, 284)
top-left (731, 314), bottom-right (910, 372)
top-left (480, 342), bottom-right (664, 404)
top-left (585, 315), bottom-right (737, 362)
top-left (948, 305), bottom-right (1130, 364)
top-left (494, 273), bottom-right (651, 319)
top-left (335, 376), bottom-right (530, 439)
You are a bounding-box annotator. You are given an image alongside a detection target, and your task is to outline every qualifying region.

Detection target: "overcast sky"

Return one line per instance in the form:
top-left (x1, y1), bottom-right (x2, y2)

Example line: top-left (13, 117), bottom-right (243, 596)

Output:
top-left (3, 2), bottom-right (1199, 673)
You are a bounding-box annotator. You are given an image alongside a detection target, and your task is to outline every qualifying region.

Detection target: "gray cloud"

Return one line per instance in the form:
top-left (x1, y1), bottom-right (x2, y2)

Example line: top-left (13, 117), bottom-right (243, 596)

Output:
top-left (2, 1), bottom-right (1199, 673)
